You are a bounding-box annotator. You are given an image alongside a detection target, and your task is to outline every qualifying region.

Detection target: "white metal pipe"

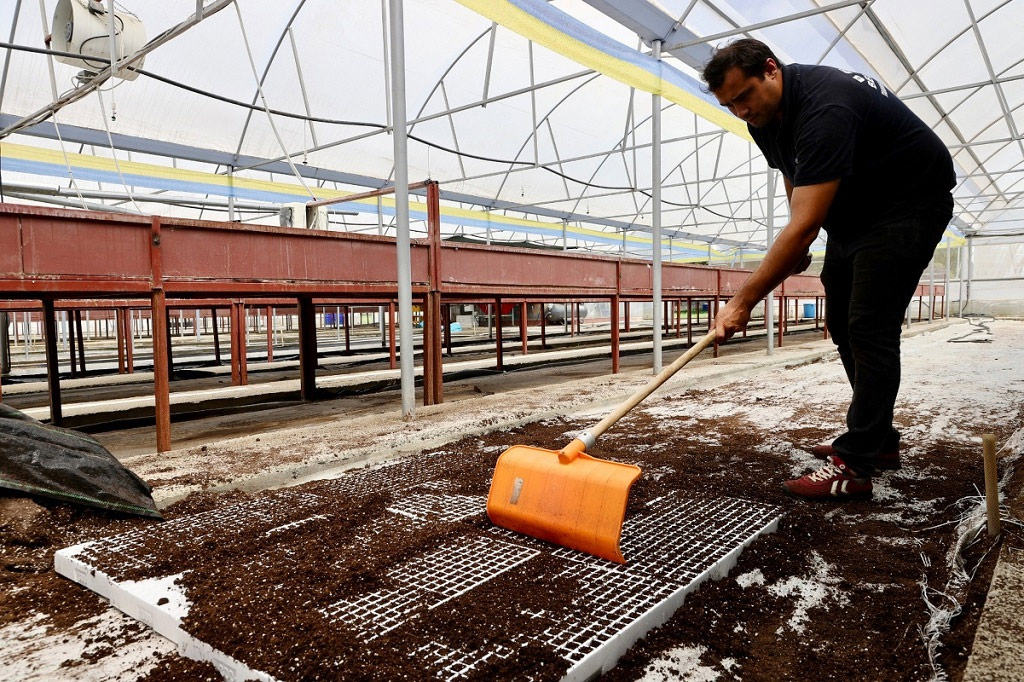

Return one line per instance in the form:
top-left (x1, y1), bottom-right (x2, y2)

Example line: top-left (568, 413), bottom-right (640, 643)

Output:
top-left (929, 257), bottom-right (935, 322)
top-left (958, 243), bottom-right (965, 316)
top-left (765, 169), bottom-right (776, 355)
top-left (389, 0), bottom-right (415, 419)
top-left (651, 40), bottom-right (663, 374)
top-left (967, 237), bottom-right (974, 314)
top-left (945, 236), bottom-right (952, 318)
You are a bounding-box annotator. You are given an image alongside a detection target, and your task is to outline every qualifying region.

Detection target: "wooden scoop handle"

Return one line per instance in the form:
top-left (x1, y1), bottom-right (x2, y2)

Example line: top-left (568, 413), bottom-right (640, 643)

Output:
top-left (559, 330), bottom-right (716, 463)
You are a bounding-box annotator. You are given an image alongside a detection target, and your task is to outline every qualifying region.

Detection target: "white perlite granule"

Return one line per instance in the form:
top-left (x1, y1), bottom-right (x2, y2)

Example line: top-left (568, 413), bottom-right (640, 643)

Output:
top-left (735, 568), bottom-right (766, 588)
top-left (766, 551), bottom-right (849, 634)
top-left (639, 644), bottom-right (722, 682)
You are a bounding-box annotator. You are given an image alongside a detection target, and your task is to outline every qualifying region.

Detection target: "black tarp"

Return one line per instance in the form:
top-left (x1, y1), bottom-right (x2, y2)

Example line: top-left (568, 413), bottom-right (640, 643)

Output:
top-left (0, 404), bottom-right (161, 518)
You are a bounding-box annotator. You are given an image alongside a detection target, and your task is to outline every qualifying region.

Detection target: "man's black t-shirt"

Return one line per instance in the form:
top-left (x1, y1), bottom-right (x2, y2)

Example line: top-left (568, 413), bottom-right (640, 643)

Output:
top-left (748, 63), bottom-right (955, 240)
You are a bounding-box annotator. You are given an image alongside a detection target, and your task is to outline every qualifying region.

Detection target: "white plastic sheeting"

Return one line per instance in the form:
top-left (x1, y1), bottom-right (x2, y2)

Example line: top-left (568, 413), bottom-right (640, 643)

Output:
top-left (1, 0), bottom-right (1023, 271)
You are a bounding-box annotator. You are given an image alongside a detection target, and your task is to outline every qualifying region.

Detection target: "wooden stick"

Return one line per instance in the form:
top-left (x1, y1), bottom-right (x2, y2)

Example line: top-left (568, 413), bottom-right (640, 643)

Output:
top-left (983, 433), bottom-right (1001, 537)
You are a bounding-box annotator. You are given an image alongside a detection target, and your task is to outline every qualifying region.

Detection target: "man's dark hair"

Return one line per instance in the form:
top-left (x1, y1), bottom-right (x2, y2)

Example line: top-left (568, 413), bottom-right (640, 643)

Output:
top-left (700, 38), bottom-right (781, 91)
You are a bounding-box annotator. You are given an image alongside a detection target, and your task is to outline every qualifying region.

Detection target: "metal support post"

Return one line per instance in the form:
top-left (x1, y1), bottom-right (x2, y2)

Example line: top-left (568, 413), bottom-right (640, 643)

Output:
top-left (611, 294), bottom-right (620, 374)
top-left (344, 305), bottom-right (351, 354)
top-left (958, 243), bottom-right (965, 317)
top-left (686, 297), bottom-right (693, 344)
top-left (149, 217), bottom-right (171, 453)
top-left (298, 296), bottom-right (317, 400)
top-left (966, 237), bottom-right (974, 314)
top-left (1, 312), bottom-right (10, 378)
top-left (266, 306), bottom-right (274, 362)
top-left (74, 310), bottom-right (85, 374)
top-left (778, 296), bottom-right (785, 347)
top-left (229, 308), bottom-right (239, 384)
top-left (540, 305), bottom-right (547, 349)
top-left (211, 308), bottom-right (222, 364)
top-left (929, 257), bottom-right (935, 322)
top-left (944, 236), bottom-right (951, 319)
top-left (151, 292), bottom-right (171, 453)
top-left (67, 308), bottom-right (78, 378)
top-left (765, 169), bottom-right (776, 355)
top-left (714, 273), bottom-right (721, 358)
top-left (389, 0), bottom-right (415, 419)
top-left (124, 308), bottom-right (134, 373)
top-left (651, 39), bottom-right (663, 374)
top-left (42, 300), bottom-right (62, 425)
top-left (519, 302), bottom-right (528, 355)
top-left (494, 300), bottom-right (504, 372)
top-left (388, 301), bottom-right (397, 370)
top-left (116, 308), bottom-right (126, 374)
top-left (444, 304), bottom-right (452, 356)
top-left (165, 308), bottom-right (175, 379)
top-left (425, 180), bottom-right (444, 405)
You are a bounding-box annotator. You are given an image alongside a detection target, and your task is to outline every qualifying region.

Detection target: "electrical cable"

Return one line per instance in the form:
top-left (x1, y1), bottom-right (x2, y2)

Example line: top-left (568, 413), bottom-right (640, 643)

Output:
top-left (947, 314), bottom-right (994, 343)
top-left (232, 1), bottom-right (317, 201)
top-left (32, 0), bottom-right (88, 211)
top-left (94, 88), bottom-right (143, 213)
top-left (0, 41), bottom-right (757, 226)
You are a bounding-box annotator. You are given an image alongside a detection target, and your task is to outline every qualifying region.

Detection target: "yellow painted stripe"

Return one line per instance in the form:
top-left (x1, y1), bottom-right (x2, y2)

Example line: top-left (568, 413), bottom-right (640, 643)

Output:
top-left (454, 0), bottom-right (749, 140)
top-left (3, 141), bottom-right (714, 253)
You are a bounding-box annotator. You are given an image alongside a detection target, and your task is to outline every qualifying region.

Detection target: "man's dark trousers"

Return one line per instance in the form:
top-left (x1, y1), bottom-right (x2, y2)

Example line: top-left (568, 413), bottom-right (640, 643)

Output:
top-left (821, 195), bottom-right (954, 476)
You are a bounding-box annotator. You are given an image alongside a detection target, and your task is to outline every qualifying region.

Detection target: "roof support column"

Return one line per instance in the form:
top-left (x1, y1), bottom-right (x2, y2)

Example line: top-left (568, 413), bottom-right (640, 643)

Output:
top-left (124, 308), bottom-right (134, 373)
top-left (41, 300), bottom-right (62, 425)
top-left (298, 297), bottom-right (317, 401)
top-left (967, 237), bottom-right (974, 314)
top-left (651, 38), bottom-right (663, 373)
top-left (211, 308), bottom-right (221, 364)
top-left (389, 0), bottom-right (415, 419)
top-left (954, 241), bottom-right (962, 315)
top-left (149, 217), bottom-right (170, 452)
top-left (765, 169), bottom-right (776, 356)
top-left (944, 237), bottom-right (951, 319)
top-left (1, 312), bottom-right (11, 379)
top-left (929, 257), bottom-right (936, 322)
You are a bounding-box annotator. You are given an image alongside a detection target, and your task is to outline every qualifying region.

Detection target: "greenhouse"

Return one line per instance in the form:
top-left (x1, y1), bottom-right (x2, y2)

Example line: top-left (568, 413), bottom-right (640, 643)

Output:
top-left (1, 1), bottom-right (1022, 680)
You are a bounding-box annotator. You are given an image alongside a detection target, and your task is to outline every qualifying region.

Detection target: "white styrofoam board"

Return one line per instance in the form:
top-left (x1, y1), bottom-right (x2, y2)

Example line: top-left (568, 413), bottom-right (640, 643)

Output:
top-left (55, 548), bottom-right (279, 682)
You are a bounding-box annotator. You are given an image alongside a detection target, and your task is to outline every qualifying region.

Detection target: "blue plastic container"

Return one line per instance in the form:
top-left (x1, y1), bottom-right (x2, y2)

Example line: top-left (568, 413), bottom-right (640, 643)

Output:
top-left (802, 303), bottom-right (816, 318)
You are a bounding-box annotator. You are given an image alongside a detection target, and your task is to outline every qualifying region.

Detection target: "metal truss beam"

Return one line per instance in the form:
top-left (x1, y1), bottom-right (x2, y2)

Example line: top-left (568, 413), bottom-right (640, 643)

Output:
top-left (582, 0), bottom-right (712, 69)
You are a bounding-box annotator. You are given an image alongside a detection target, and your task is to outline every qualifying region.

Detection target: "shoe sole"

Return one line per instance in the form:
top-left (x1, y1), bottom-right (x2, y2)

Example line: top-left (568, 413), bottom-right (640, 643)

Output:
top-left (781, 482), bottom-right (874, 500)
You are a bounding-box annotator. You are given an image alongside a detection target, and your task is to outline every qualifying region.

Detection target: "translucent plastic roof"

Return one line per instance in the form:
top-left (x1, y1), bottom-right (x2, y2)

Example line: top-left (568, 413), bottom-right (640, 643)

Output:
top-left (2, 0), bottom-right (1023, 261)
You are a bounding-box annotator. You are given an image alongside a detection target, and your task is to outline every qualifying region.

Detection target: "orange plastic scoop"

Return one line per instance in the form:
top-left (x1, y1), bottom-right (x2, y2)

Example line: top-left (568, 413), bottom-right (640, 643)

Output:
top-left (487, 331), bottom-right (717, 563)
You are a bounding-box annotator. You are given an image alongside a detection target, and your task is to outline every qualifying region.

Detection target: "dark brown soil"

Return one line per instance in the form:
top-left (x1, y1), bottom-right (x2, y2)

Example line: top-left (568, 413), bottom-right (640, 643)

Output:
top-left (3, 403), bottom-right (1021, 681)
top-left (137, 652), bottom-right (222, 681)
top-left (0, 490), bottom-right (249, 667)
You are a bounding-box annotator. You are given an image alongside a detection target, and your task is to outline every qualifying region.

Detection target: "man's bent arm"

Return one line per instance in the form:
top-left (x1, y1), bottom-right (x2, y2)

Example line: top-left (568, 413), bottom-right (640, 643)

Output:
top-left (714, 179), bottom-right (839, 341)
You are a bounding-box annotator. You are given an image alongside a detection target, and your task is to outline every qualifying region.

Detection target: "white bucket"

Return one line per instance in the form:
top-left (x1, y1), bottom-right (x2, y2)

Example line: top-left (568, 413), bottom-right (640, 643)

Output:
top-left (51, 0), bottom-right (146, 80)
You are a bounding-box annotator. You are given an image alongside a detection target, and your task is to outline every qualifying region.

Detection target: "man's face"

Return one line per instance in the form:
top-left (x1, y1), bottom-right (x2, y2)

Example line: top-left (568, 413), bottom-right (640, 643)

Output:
top-left (711, 60), bottom-right (783, 128)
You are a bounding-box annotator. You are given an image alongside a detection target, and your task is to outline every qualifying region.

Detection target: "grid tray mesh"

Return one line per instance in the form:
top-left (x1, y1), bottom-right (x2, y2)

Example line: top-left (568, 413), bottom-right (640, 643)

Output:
top-left (58, 453), bottom-right (779, 681)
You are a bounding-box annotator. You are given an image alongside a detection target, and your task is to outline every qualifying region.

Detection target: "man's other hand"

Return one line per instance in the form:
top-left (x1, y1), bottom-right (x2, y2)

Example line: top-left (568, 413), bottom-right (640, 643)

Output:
top-left (714, 298), bottom-right (751, 343)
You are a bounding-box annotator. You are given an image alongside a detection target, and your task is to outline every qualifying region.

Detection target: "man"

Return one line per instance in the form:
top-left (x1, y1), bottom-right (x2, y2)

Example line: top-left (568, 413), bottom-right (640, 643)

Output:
top-left (702, 39), bottom-right (955, 500)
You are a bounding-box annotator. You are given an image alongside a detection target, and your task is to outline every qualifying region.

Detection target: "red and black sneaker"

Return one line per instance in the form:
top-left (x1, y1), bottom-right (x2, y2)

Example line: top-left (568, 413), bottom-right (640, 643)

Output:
top-left (783, 455), bottom-right (872, 500)
top-left (810, 443), bottom-right (901, 471)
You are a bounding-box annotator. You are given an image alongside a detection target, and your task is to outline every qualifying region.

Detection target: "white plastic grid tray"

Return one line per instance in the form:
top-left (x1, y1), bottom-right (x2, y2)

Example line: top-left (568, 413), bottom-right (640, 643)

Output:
top-left (56, 454), bottom-right (779, 682)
